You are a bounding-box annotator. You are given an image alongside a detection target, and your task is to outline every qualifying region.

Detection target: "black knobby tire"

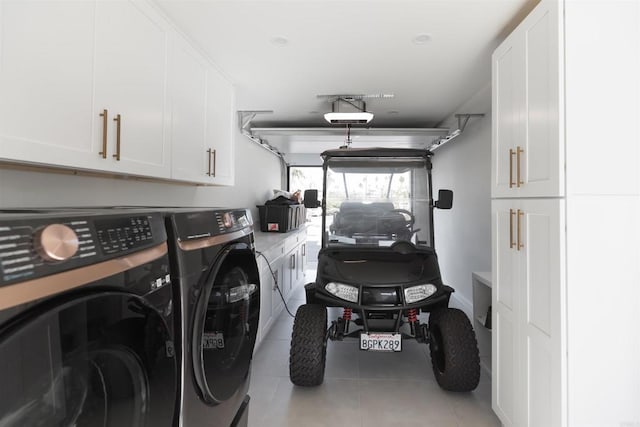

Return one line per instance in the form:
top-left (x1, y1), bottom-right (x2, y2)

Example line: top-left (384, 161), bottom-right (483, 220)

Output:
top-left (289, 304), bottom-right (327, 386)
top-left (428, 308), bottom-right (480, 392)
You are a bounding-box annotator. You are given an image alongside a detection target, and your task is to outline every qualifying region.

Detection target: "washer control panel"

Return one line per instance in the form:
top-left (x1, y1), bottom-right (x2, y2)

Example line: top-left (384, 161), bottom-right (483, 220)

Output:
top-left (95, 216), bottom-right (154, 255)
top-left (0, 212), bottom-right (165, 287)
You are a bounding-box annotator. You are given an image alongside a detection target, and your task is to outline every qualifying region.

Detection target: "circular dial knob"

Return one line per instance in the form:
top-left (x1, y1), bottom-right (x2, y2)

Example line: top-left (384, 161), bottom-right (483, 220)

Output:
top-left (34, 224), bottom-right (79, 262)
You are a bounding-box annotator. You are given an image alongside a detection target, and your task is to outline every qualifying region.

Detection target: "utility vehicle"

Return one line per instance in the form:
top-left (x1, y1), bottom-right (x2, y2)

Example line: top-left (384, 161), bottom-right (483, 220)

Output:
top-left (289, 147), bottom-right (480, 392)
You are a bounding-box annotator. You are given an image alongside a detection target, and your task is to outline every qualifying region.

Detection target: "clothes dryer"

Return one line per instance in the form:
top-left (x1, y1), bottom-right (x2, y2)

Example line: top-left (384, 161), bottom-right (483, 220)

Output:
top-left (0, 210), bottom-right (178, 426)
top-left (164, 208), bottom-right (259, 427)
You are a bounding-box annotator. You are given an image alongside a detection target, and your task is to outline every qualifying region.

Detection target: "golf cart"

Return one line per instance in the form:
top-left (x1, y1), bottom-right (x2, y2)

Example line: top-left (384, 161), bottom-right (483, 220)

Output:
top-left (289, 147), bottom-right (480, 392)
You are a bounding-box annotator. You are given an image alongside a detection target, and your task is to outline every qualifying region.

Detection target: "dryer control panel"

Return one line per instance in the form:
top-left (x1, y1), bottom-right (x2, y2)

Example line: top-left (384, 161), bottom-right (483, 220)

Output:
top-left (173, 209), bottom-right (254, 241)
top-left (0, 211), bottom-right (166, 287)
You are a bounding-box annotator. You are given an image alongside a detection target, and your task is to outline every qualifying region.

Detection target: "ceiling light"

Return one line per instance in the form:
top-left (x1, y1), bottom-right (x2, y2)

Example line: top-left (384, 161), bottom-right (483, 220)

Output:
top-left (324, 112), bottom-right (374, 124)
top-left (412, 33), bottom-right (432, 44)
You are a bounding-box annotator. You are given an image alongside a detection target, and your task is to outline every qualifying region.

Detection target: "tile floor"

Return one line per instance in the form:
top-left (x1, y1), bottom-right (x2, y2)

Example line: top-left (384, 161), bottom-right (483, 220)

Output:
top-left (248, 266), bottom-right (500, 427)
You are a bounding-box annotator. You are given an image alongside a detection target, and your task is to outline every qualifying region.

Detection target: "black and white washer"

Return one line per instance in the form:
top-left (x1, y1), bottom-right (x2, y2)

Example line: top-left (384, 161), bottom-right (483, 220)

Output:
top-left (0, 210), bottom-right (178, 426)
top-left (164, 208), bottom-right (260, 427)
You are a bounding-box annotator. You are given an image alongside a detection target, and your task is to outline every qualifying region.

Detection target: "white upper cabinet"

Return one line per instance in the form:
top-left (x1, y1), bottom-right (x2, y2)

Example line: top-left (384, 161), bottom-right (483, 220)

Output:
top-left (0, 1), bottom-right (100, 170)
top-left (168, 37), bottom-right (236, 186)
top-left (206, 67), bottom-right (235, 186)
top-left (0, 0), bottom-right (238, 184)
top-left (168, 35), bottom-right (209, 184)
top-left (93, 0), bottom-right (170, 179)
top-left (492, 1), bottom-right (563, 198)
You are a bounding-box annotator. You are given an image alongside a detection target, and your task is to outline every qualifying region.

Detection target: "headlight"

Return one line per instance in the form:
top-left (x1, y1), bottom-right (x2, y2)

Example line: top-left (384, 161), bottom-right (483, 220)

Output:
top-left (325, 282), bottom-right (359, 303)
top-left (404, 284), bottom-right (437, 304)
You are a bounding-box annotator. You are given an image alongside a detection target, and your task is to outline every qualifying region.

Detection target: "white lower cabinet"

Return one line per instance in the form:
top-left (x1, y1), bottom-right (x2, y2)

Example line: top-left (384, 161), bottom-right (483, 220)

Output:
top-left (256, 230), bottom-right (308, 349)
top-left (492, 198), bottom-right (565, 427)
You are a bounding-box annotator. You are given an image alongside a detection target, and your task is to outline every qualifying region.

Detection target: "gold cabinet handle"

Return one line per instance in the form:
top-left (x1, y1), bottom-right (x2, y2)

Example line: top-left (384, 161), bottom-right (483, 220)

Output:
top-left (517, 209), bottom-right (524, 250)
top-left (212, 149), bottom-right (217, 177)
top-left (509, 148), bottom-right (515, 188)
top-left (509, 209), bottom-right (515, 249)
top-left (206, 148), bottom-right (212, 176)
top-left (302, 243), bottom-right (306, 256)
top-left (99, 109), bottom-right (108, 158)
top-left (112, 114), bottom-right (121, 161)
top-left (291, 253), bottom-right (295, 269)
top-left (516, 146), bottom-right (524, 187)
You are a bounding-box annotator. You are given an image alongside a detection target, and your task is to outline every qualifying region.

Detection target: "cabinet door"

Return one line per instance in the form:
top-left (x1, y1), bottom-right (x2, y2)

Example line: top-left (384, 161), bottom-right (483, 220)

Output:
top-left (270, 259), bottom-right (285, 318)
top-left (493, 199), bottom-right (566, 427)
top-left (298, 243), bottom-right (307, 284)
top-left (520, 1), bottom-right (563, 197)
top-left (519, 199), bottom-right (565, 427)
top-left (285, 250), bottom-right (296, 297)
top-left (491, 29), bottom-right (524, 198)
top-left (258, 266), bottom-right (274, 345)
top-left (94, 0), bottom-right (169, 178)
top-left (491, 200), bottom-right (520, 426)
top-left (168, 35), bottom-right (210, 184)
top-left (206, 68), bottom-right (235, 186)
top-left (492, 0), bottom-right (563, 198)
top-left (0, 1), bottom-right (100, 170)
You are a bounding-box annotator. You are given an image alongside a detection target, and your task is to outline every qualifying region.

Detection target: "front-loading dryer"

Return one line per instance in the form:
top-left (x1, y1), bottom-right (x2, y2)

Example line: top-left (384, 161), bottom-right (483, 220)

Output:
top-left (164, 208), bottom-right (260, 427)
top-left (0, 210), bottom-right (178, 426)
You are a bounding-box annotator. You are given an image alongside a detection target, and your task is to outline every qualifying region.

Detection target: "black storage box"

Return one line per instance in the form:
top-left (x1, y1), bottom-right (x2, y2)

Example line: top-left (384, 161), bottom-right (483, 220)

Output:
top-left (257, 204), bottom-right (306, 233)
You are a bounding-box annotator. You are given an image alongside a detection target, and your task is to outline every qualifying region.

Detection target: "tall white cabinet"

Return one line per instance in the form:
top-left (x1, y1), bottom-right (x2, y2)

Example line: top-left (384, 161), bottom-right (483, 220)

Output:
top-left (492, 1), bottom-right (640, 426)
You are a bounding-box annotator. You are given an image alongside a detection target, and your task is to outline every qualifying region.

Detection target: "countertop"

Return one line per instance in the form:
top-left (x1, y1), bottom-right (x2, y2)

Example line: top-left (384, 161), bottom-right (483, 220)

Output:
top-left (253, 225), bottom-right (308, 255)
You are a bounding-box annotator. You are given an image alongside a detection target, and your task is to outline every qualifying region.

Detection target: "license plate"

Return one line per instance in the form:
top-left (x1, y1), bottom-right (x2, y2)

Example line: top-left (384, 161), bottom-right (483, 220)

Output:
top-left (203, 332), bottom-right (225, 349)
top-left (359, 333), bottom-right (402, 352)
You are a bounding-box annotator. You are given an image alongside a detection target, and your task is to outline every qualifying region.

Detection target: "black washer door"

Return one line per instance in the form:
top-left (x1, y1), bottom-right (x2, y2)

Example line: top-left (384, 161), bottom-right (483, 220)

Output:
top-left (193, 250), bottom-right (260, 404)
top-left (0, 292), bottom-right (177, 427)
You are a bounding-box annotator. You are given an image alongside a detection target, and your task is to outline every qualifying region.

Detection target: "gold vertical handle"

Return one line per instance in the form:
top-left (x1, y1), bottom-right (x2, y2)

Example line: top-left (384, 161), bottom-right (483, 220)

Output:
top-left (302, 243), bottom-right (306, 256)
top-left (99, 109), bottom-right (108, 158)
top-left (509, 148), bottom-right (516, 188)
top-left (509, 209), bottom-right (515, 249)
top-left (291, 254), bottom-right (295, 269)
top-left (206, 148), bottom-right (212, 176)
top-left (517, 209), bottom-right (524, 250)
top-left (212, 149), bottom-right (217, 177)
top-left (112, 114), bottom-right (121, 161)
top-left (516, 146), bottom-right (524, 187)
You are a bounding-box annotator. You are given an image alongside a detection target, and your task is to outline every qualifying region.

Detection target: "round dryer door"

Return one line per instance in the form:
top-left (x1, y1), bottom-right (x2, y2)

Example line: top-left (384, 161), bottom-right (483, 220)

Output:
top-left (0, 292), bottom-right (177, 427)
top-left (193, 250), bottom-right (260, 404)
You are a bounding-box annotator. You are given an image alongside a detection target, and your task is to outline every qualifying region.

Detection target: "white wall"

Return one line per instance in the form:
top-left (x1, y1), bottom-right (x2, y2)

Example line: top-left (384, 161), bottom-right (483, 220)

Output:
top-left (432, 83), bottom-right (492, 317)
top-left (0, 129), bottom-right (283, 221)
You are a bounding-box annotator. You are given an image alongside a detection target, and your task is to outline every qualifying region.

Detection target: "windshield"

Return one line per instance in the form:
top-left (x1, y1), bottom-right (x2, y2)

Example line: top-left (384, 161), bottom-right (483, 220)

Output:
top-left (323, 156), bottom-right (432, 249)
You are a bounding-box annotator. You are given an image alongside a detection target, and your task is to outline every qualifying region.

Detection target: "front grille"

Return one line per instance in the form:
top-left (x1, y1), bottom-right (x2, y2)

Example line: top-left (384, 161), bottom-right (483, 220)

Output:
top-left (361, 287), bottom-right (400, 305)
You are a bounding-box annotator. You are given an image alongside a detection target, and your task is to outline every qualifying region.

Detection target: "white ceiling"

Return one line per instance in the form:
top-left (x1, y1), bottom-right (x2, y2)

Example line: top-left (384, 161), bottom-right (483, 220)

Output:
top-left (155, 0), bottom-right (535, 153)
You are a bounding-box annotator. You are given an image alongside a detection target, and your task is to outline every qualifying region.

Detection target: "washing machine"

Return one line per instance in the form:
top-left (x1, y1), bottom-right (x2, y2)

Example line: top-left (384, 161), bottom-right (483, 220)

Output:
top-left (0, 210), bottom-right (178, 426)
top-left (164, 208), bottom-right (260, 427)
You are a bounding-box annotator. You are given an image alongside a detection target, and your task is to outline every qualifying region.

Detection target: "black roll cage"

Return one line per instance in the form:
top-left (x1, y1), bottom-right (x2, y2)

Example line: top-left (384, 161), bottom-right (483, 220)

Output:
top-left (319, 148), bottom-right (436, 248)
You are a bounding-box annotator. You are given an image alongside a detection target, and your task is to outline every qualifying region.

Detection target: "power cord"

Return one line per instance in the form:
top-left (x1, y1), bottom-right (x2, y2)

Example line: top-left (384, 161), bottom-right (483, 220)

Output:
top-left (255, 250), bottom-right (296, 318)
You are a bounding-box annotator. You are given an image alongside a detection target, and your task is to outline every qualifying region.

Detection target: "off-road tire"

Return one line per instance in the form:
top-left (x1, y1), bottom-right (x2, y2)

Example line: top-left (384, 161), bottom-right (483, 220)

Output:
top-left (289, 304), bottom-right (327, 386)
top-left (428, 308), bottom-right (480, 392)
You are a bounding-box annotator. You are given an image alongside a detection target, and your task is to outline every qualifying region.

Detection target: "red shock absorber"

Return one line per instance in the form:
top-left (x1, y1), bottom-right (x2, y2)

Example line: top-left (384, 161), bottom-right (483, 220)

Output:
top-left (342, 308), bottom-right (353, 334)
top-left (407, 308), bottom-right (418, 324)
